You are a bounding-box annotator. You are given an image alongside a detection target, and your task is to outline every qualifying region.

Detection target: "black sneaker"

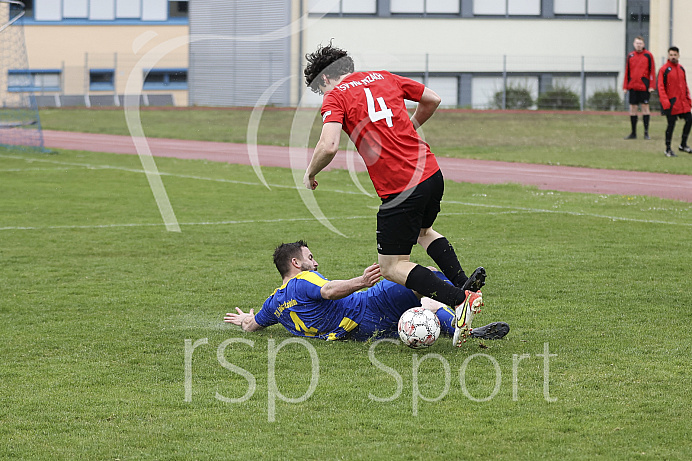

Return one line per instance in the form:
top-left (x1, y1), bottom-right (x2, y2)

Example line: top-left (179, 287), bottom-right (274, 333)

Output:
top-left (678, 145), bottom-right (692, 153)
top-left (644, 133), bottom-right (651, 140)
top-left (460, 266), bottom-right (486, 292)
top-left (624, 133), bottom-right (637, 140)
top-left (470, 322), bottom-right (510, 340)
top-left (665, 148), bottom-right (677, 157)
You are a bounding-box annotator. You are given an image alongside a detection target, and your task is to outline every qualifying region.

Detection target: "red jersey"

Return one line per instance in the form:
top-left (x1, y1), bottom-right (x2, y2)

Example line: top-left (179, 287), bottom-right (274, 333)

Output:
top-left (623, 49), bottom-right (656, 91)
top-left (321, 71), bottom-right (440, 198)
top-left (657, 60), bottom-right (692, 115)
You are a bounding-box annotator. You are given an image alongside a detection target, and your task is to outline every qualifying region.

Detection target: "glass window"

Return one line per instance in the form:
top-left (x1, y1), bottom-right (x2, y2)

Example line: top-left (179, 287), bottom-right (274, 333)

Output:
top-left (428, 76), bottom-right (458, 107)
top-left (8, 70), bottom-right (61, 92)
top-left (554, 0), bottom-right (585, 14)
top-left (588, 0), bottom-right (617, 15)
top-left (342, 0), bottom-right (376, 14)
top-left (141, 0), bottom-right (167, 20)
top-left (552, 77), bottom-right (581, 92)
top-left (390, 0), bottom-right (424, 13)
top-left (63, 0), bottom-right (89, 18)
top-left (472, 76), bottom-right (503, 109)
top-left (35, 0), bottom-right (62, 20)
top-left (309, 0), bottom-right (376, 14)
top-left (89, 0), bottom-right (115, 20)
top-left (508, 0), bottom-right (540, 15)
top-left (143, 69), bottom-right (188, 90)
top-left (169, 0), bottom-right (189, 18)
top-left (585, 76), bottom-right (617, 99)
top-left (10, 0), bottom-right (34, 20)
top-left (473, 0), bottom-right (505, 15)
top-left (426, 0), bottom-right (460, 14)
top-left (309, 0), bottom-right (339, 14)
top-left (89, 69), bottom-right (115, 91)
top-left (116, 0), bottom-right (141, 18)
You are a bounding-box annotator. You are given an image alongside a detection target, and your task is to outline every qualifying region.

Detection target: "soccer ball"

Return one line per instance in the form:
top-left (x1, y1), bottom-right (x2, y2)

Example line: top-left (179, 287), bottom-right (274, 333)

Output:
top-left (398, 307), bottom-right (440, 349)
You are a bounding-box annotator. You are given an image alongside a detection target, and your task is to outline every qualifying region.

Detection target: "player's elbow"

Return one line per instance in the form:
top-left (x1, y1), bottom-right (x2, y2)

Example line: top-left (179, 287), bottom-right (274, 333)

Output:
top-left (320, 286), bottom-right (339, 300)
top-left (422, 88), bottom-right (441, 108)
top-left (319, 140), bottom-right (339, 156)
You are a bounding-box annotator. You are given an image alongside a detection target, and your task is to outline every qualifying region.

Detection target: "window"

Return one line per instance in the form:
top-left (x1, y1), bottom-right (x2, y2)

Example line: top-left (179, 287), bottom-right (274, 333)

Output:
top-left (63, 0), bottom-right (88, 18)
top-left (89, 69), bottom-right (115, 91)
top-left (474, 0), bottom-right (540, 16)
top-left (390, 0), bottom-right (459, 14)
top-left (89, 0), bottom-right (115, 20)
top-left (427, 76), bottom-right (459, 107)
top-left (7, 70), bottom-right (61, 92)
top-left (309, 0), bottom-right (376, 14)
top-left (554, 0), bottom-right (617, 15)
top-left (116, 0), bottom-right (141, 18)
top-left (23, 0), bottom-right (188, 22)
top-left (169, 1), bottom-right (188, 18)
top-left (10, 0), bottom-right (34, 20)
top-left (143, 69), bottom-right (188, 90)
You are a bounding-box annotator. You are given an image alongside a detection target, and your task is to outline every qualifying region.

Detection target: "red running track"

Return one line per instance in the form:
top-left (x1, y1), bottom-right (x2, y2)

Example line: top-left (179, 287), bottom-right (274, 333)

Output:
top-left (43, 130), bottom-right (692, 202)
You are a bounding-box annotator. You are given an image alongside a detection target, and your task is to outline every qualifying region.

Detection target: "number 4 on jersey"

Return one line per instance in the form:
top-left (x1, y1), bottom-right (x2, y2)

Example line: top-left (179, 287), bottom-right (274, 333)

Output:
top-left (364, 87), bottom-right (393, 127)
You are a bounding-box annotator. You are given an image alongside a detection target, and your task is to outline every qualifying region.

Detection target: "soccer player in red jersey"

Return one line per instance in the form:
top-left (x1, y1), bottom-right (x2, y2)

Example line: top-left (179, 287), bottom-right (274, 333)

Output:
top-left (623, 36), bottom-right (656, 140)
top-left (302, 44), bottom-right (484, 345)
top-left (657, 46), bottom-right (692, 157)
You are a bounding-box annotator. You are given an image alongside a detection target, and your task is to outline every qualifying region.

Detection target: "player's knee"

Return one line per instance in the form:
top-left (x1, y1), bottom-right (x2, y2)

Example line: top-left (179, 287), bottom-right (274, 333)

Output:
top-left (379, 263), bottom-right (397, 281)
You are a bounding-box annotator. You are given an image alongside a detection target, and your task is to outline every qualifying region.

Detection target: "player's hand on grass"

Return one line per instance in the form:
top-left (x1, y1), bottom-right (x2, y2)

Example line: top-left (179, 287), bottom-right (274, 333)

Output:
top-left (361, 263), bottom-right (381, 288)
top-left (224, 307), bottom-right (254, 326)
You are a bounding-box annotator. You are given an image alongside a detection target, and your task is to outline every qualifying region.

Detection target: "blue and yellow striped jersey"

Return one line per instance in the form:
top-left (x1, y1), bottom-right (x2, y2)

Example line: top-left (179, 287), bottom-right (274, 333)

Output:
top-left (254, 271), bottom-right (365, 341)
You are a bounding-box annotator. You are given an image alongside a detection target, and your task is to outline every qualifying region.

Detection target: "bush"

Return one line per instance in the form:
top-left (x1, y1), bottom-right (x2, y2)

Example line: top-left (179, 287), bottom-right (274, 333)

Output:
top-left (537, 85), bottom-right (580, 110)
top-left (587, 89), bottom-right (622, 111)
top-left (493, 84), bottom-right (534, 110)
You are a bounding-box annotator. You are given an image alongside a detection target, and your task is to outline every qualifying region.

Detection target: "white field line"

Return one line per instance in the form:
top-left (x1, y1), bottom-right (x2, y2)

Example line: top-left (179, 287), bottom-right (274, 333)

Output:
top-left (0, 167), bottom-right (84, 173)
top-left (0, 154), bottom-right (689, 230)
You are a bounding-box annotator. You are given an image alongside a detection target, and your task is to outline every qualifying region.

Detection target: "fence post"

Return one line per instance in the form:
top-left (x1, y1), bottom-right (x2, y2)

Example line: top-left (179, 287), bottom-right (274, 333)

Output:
top-left (502, 54), bottom-right (507, 110)
top-left (580, 55), bottom-right (585, 111)
top-left (84, 51), bottom-right (90, 107)
top-left (113, 51), bottom-right (119, 106)
top-left (424, 53), bottom-right (429, 87)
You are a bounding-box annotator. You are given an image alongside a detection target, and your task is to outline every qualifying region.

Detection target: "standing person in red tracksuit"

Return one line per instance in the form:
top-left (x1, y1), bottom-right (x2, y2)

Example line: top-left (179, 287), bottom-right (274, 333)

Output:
top-left (657, 46), bottom-right (692, 157)
top-left (623, 36), bottom-right (656, 140)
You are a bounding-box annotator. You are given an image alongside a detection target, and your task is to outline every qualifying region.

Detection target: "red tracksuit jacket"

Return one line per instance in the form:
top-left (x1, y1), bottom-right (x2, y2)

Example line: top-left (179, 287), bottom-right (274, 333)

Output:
top-left (657, 60), bottom-right (692, 115)
top-left (624, 49), bottom-right (656, 91)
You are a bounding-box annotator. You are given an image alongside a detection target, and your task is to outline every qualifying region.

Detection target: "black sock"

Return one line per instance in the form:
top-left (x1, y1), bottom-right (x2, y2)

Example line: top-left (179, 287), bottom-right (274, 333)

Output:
top-left (630, 115), bottom-right (638, 134)
top-left (426, 237), bottom-right (467, 287)
top-left (643, 115), bottom-right (650, 133)
top-left (405, 265), bottom-right (466, 306)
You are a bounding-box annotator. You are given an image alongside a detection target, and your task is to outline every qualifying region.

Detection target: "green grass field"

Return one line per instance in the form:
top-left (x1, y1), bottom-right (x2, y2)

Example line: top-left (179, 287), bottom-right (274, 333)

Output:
top-left (1, 110), bottom-right (692, 459)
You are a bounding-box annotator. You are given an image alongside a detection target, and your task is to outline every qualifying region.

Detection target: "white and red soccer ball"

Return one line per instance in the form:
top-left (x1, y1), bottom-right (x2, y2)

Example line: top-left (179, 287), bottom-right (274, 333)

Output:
top-left (397, 307), bottom-right (440, 349)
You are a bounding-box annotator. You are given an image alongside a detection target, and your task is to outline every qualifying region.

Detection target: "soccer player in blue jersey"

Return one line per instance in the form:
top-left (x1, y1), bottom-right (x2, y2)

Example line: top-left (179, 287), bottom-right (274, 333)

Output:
top-left (224, 241), bottom-right (509, 343)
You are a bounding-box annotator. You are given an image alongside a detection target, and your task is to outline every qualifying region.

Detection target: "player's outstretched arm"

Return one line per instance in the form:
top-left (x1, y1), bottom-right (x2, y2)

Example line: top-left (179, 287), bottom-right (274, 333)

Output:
top-left (410, 87), bottom-right (441, 129)
top-left (320, 263), bottom-right (381, 300)
top-left (304, 122), bottom-right (342, 189)
top-left (224, 307), bottom-right (263, 332)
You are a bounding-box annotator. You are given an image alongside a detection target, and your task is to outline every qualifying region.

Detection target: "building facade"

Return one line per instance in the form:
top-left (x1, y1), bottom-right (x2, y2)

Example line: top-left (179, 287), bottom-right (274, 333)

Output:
top-left (6, 0), bottom-right (189, 107)
top-left (6, 0), bottom-right (689, 109)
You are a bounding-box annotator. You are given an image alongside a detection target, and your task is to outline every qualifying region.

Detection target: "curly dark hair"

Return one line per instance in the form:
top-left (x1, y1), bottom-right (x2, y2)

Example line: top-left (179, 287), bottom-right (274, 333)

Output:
top-left (273, 240), bottom-right (309, 277)
top-left (304, 43), bottom-right (354, 94)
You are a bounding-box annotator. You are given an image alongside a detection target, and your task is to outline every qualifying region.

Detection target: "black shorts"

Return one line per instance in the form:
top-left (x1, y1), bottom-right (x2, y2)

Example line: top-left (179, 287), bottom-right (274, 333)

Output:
top-left (376, 169), bottom-right (443, 255)
top-left (628, 90), bottom-right (650, 105)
